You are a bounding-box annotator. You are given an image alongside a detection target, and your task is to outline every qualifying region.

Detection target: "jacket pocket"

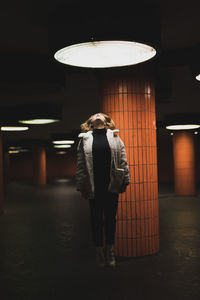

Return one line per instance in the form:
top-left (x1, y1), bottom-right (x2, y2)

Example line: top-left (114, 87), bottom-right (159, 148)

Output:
top-left (114, 168), bottom-right (125, 187)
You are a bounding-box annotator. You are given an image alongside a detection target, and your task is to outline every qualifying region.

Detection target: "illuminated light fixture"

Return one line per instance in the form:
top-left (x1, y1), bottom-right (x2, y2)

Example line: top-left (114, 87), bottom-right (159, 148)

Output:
top-left (194, 131), bottom-right (198, 135)
top-left (0, 104), bottom-right (61, 127)
top-left (52, 140), bottom-right (74, 144)
top-left (170, 133), bottom-right (174, 136)
top-left (166, 125), bottom-right (200, 130)
top-left (9, 146), bottom-right (22, 150)
top-left (54, 41), bottom-right (156, 68)
top-left (56, 151), bottom-right (67, 155)
top-left (18, 119), bottom-right (59, 125)
top-left (55, 179), bottom-right (70, 183)
top-left (8, 150), bottom-right (20, 154)
top-left (196, 74), bottom-right (200, 81)
top-left (19, 149), bottom-right (29, 152)
top-left (53, 145), bottom-right (71, 149)
top-left (1, 126), bottom-right (29, 131)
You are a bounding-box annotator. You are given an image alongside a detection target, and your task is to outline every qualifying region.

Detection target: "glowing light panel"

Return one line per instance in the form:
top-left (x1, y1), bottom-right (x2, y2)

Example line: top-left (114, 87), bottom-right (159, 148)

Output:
top-left (9, 146), bottom-right (22, 150)
top-left (52, 140), bottom-right (74, 144)
top-left (1, 126), bottom-right (29, 131)
top-left (56, 151), bottom-right (67, 155)
top-left (54, 40), bottom-right (156, 68)
top-left (19, 149), bottom-right (29, 152)
top-left (18, 119), bottom-right (59, 124)
top-left (53, 145), bottom-right (71, 148)
top-left (8, 150), bottom-right (20, 154)
top-left (166, 124), bottom-right (200, 130)
top-left (196, 74), bottom-right (200, 81)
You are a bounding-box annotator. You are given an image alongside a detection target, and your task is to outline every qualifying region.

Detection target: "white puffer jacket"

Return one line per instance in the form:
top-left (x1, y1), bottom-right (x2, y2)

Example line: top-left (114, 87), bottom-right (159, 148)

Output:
top-left (76, 128), bottom-right (130, 199)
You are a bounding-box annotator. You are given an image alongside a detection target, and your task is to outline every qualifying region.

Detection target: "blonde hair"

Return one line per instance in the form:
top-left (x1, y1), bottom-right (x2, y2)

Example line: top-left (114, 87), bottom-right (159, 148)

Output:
top-left (80, 113), bottom-right (116, 132)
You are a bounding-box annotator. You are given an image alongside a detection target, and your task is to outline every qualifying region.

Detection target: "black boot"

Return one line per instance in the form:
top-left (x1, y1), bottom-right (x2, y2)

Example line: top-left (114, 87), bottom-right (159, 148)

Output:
top-left (95, 246), bottom-right (105, 267)
top-left (105, 244), bottom-right (116, 267)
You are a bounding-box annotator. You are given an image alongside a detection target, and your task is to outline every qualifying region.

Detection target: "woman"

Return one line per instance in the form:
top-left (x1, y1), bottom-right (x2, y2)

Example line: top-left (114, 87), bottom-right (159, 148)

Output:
top-left (76, 113), bottom-right (130, 267)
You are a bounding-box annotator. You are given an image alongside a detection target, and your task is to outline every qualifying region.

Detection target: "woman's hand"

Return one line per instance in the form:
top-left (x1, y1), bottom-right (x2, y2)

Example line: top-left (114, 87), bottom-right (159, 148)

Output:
top-left (120, 183), bottom-right (128, 193)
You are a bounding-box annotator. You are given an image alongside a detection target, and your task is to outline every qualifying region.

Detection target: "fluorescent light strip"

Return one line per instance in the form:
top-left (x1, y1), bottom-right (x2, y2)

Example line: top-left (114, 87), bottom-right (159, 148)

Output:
top-left (53, 145), bottom-right (71, 148)
top-left (52, 140), bottom-right (74, 144)
top-left (18, 119), bottom-right (59, 124)
top-left (8, 150), bottom-right (20, 154)
top-left (1, 126), bottom-right (29, 131)
top-left (56, 151), bottom-right (67, 154)
top-left (166, 124), bottom-right (200, 130)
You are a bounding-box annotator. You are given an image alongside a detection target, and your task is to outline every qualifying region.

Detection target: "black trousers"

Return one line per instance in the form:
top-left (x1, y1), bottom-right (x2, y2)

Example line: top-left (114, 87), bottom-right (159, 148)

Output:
top-left (89, 190), bottom-right (119, 247)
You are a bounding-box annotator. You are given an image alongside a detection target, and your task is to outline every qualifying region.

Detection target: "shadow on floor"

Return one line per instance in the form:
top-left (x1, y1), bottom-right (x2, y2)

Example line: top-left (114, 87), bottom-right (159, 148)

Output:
top-left (0, 181), bottom-right (200, 300)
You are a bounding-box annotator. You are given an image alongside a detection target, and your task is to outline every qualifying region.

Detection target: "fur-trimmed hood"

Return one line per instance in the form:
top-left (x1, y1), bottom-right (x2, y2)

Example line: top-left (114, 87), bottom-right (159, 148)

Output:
top-left (78, 128), bottom-right (119, 139)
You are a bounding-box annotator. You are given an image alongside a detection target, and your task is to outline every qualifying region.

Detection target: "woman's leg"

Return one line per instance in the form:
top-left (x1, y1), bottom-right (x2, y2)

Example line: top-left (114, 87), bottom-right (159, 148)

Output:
top-left (89, 196), bottom-right (105, 267)
top-left (89, 197), bottom-right (104, 247)
top-left (103, 192), bottom-right (119, 267)
top-left (103, 192), bottom-right (119, 245)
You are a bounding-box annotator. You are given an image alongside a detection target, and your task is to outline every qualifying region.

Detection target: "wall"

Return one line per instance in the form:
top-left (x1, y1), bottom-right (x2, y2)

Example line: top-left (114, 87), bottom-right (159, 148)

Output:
top-left (4, 134), bottom-right (200, 184)
top-left (6, 150), bottom-right (77, 182)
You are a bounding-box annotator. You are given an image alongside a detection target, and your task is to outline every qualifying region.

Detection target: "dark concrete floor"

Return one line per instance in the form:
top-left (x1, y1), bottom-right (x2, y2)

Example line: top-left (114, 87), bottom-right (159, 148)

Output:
top-left (0, 179), bottom-right (200, 300)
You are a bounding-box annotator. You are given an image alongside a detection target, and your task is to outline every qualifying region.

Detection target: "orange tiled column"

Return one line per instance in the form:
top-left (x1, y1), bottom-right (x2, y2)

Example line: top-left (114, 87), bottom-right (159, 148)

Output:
top-left (32, 146), bottom-right (46, 185)
top-left (3, 152), bottom-right (10, 184)
top-left (0, 131), bottom-right (4, 214)
top-left (173, 131), bottom-right (196, 195)
top-left (100, 72), bottom-right (159, 256)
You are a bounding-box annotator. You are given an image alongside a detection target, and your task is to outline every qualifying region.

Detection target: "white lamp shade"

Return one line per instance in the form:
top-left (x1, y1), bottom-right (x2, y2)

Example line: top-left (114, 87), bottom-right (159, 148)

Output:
top-left (196, 74), bottom-right (200, 81)
top-left (54, 40), bottom-right (156, 68)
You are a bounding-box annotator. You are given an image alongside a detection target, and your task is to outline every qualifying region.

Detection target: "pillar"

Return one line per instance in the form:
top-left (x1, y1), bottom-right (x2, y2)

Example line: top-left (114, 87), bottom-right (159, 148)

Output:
top-left (32, 146), bottom-right (46, 185)
top-left (0, 132), bottom-right (4, 214)
top-left (99, 70), bottom-right (159, 256)
top-left (3, 152), bottom-right (10, 184)
top-left (173, 131), bottom-right (196, 195)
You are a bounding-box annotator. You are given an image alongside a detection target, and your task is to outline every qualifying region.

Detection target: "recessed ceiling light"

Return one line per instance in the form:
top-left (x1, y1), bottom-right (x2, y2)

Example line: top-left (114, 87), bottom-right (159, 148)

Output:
top-left (54, 40), bottom-right (156, 68)
top-left (56, 151), bottom-right (67, 155)
top-left (52, 140), bottom-right (74, 144)
top-left (9, 146), bottom-right (22, 150)
top-left (1, 126), bottom-right (29, 131)
top-left (53, 145), bottom-right (71, 148)
top-left (18, 119), bottom-right (59, 125)
top-left (166, 124), bottom-right (200, 130)
top-left (195, 74), bottom-right (200, 81)
top-left (8, 150), bottom-right (20, 154)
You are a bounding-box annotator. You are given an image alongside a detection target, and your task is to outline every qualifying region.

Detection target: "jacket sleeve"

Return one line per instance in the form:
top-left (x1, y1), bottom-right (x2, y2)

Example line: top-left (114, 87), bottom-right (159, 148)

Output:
top-left (76, 138), bottom-right (88, 192)
top-left (119, 137), bottom-right (130, 186)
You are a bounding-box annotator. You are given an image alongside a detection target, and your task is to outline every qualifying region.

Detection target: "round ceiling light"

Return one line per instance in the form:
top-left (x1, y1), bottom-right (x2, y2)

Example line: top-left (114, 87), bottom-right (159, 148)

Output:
top-left (8, 150), bottom-right (20, 154)
top-left (54, 40), bottom-right (156, 68)
top-left (196, 74), bottom-right (200, 81)
top-left (52, 140), bottom-right (74, 144)
top-left (53, 145), bottom-right (71, 149)
top-left (18, 119), bottom-right (59, 125)
top-left (9, 146), bottom-right (22, 150)
top-left (166, 124), bottom-right (200, 130)
top-left (1, 126), bottom-right (29, 131)
top-left (56, 151), bottom-right (67, 155)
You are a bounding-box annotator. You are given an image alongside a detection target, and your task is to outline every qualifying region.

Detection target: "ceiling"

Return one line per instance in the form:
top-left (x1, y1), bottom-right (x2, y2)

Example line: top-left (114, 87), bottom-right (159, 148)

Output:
top-left (0, 0), bottom-right (200, 145)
